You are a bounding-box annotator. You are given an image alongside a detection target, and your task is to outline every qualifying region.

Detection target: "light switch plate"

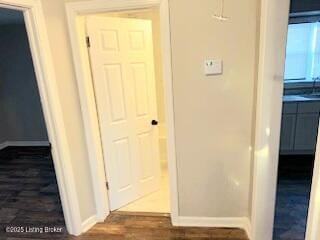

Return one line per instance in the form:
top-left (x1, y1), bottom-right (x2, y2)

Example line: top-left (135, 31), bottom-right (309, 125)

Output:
top-left (204, 59), bottom-right (223, 75)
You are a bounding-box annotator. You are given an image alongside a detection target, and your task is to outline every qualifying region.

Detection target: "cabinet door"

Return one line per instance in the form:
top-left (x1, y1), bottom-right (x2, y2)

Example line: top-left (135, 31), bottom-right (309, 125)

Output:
top-left (280, 114), bottom-right (297, 151)
top-left (294, 113), bottom-right (320, 151)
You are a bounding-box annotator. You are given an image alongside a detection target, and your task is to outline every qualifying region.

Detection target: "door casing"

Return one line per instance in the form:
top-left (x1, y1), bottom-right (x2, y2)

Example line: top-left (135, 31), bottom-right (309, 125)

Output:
top-left (65, 0), bottom-right (179, 226)
top-left (251, 0), bottom-right (320, 239)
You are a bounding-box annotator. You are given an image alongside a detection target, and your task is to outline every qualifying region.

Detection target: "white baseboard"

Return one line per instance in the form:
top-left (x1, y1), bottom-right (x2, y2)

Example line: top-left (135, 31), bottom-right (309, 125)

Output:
top-left (0, 142), bottom-right (7, 150)
top-left (81, 215), bottom-right (97, 233)
top-left (175, 216), bottom-right (251, 239)
top-left (0, 141), bottom-right (50, 150)
top-left (243, 217), bottom-right (252, 239)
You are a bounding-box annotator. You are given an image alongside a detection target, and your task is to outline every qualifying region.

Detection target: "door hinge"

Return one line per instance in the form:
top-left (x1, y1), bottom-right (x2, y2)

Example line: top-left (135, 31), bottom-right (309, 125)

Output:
top-left (86, 36), bottom-right (91, 48)
top-left (106, 182), bottom-right (109, 190)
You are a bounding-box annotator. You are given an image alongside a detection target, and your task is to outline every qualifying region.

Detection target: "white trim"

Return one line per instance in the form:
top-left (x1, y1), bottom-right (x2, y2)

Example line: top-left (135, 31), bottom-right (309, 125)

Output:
top-left (0, 0), bottom-right (82, 236)
top-left (65, 0), bottom-right (179, 226)
top-left (0, 142), bottom-right (8, 150)
top-left (244, 218), bottom-right (252, 240)
top-left (7, 141), bottom-right (50, 147)
top-left (251, 0), bottom-right (288, 237)
top-left (0, 141), bottom-right (50, 150)
top-left (81, 215), bottom-right (97, 233)
top-left (176, 216), bottom-right (251, 239)
top-left (306, 120), bottom-right (320, 239)
top-left (249, 0), bottom-right (320, 240)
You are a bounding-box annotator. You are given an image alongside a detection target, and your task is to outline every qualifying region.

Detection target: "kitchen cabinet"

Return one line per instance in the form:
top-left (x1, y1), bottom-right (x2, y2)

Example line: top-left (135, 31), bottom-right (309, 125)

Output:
top-left (294, 113), bottom-right (319, 150)
top-left (280, 101), bottom-right (320, 154)
top-left (280, 114), bottom-right (296, 151)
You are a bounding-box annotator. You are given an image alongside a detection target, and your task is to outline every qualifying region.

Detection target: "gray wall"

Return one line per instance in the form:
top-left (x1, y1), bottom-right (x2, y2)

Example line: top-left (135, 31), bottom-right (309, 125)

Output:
top-left (0, 24), bottom-right (48, 143)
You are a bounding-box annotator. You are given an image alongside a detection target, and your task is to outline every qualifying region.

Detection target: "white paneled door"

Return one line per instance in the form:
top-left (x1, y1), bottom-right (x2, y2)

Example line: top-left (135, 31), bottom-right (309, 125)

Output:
top-left (86, 16), bottom-right (160, 210)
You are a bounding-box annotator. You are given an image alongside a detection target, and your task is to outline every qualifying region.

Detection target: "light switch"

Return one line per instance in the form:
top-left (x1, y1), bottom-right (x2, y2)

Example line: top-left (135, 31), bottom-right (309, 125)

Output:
top-left (204, 59), bottom-right (223, 75)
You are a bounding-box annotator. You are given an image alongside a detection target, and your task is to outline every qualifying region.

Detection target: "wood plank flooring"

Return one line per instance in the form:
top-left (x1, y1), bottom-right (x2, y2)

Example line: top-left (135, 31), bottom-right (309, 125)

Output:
top-left (0, 147), bottom-right (68, 239)
top-left (0, 147), bottom-right (249, 240)
top-left (1, 212), bottom-right (249, 239)
top-left (273, 155), bottom-right (314, 240)
top-left (71, 212), bottom-right (249, 240)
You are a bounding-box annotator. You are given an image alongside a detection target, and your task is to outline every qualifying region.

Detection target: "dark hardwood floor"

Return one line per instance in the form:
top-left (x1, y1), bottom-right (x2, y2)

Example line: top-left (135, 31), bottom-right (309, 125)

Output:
top-left (0, 147), bottom-right (249, 240)
top-left (0, 146), bottom-right (68, 239)
top-left (273, 155), bottom-right (314, 240)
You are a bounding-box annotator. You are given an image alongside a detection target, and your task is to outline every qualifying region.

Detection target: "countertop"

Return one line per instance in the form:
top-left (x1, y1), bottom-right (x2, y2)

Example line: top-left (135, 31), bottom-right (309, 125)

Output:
top-left (283, 95), bottom-right (320, 103)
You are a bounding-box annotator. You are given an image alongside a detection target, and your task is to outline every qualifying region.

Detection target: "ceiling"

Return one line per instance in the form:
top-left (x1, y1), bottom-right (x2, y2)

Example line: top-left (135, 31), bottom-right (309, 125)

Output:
top-left (0, 8), bottom-right (24, 26)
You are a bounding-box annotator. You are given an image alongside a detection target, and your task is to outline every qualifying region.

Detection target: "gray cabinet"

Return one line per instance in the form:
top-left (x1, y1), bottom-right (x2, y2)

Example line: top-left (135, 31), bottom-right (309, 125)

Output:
top-left (294, 113), bottom-right (319, 150)
top-left (280, 114), bottom-right (296, 151)
top-left (280, 101), bottom-right (320, 154)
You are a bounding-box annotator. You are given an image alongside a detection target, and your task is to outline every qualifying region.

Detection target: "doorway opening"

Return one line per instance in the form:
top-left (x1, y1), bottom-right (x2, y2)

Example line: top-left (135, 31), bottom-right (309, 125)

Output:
top-left (273, 8), bottom-right (320, 240)
top-left (0, 7), bottom-right (67, 238)
top-left (86, 8), bottom-right (170, 214)
top-left (66, 0), bottom-right (178, 224)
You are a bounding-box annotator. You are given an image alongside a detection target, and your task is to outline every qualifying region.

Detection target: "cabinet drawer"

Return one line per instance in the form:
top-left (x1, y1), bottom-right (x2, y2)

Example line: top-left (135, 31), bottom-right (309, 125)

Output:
top-left (298, 102), bottom-right (320, 113)
top-left (282, 103), bottom-right (298, 114)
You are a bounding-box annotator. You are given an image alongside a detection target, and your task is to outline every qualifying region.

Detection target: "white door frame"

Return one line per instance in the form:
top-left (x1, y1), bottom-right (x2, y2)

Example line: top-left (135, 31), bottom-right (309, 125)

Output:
top-left (251, 0), bottom-right (320, 239)
top-left (65, 0), bottom-right (179, 224)
top-left (0, 0), bottom-right (82, 236)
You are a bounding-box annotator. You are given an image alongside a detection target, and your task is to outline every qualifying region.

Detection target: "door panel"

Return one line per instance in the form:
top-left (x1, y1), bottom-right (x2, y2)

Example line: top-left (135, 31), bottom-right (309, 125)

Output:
top-left (87, 16), bottom-right (160, 210)
top-left (103, 64), bottom-right (127, 122)
top-left (132, 63), bottom-right (149, 116)
top-left (101, 30), bottom-right (120, 52)
top-left (113, 137), bottom-right (132, 190)
top-left (137, 132), bottom-right (154, 181)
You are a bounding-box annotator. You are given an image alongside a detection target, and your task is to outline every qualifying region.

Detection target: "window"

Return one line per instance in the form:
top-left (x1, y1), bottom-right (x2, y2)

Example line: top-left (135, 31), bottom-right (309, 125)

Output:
top-left (284, 22), bottom-right (320, 82)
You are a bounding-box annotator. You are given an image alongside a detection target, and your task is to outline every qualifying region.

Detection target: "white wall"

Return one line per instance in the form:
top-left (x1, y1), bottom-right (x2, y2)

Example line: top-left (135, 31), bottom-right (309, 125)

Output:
top-left (41, 0), bottom-right (96, 222)
top-left (169, 0), bottom-right (258, 217)
top-left (0, 24), bottom-right (48, 144)
top-left (40, 0), bottom-right (260, 223)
